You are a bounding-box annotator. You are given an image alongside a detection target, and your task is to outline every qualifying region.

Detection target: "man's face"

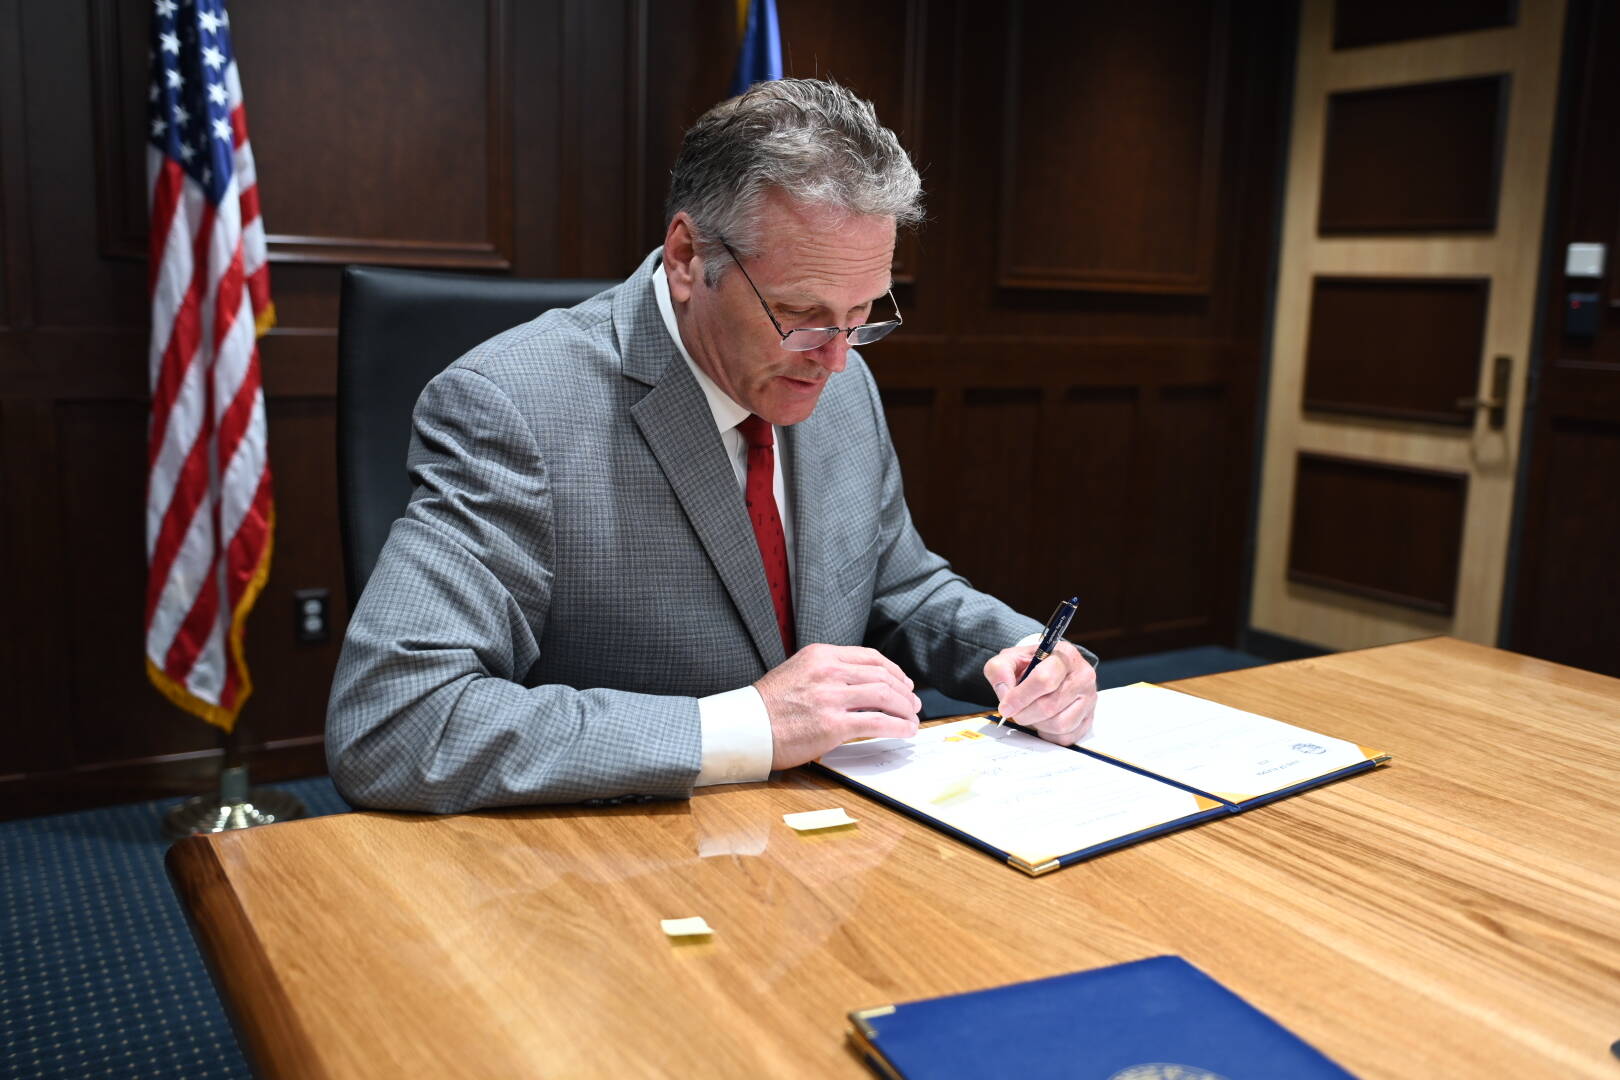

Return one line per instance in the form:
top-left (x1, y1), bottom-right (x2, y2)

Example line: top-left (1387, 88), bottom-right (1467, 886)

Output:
top-left (667, 190), bottom-right (897, 426)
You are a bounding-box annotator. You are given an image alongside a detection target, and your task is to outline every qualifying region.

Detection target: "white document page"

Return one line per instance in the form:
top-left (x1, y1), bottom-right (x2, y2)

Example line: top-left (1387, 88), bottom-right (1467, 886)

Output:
top-left (818, 718), bottom-right (1214, 868)
top-left (1080, 683), bottom-right (1376, 803)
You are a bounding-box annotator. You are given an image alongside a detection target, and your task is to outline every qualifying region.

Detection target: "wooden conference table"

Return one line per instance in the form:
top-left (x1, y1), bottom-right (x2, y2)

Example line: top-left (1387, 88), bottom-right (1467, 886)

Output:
top-left (168, 637), bottom-right (1620, 1078)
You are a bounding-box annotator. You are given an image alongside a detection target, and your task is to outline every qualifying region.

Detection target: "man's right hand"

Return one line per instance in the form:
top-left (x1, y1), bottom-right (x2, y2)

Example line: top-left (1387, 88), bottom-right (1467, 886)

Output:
top-left (755, 644), bottom-right (921, 770)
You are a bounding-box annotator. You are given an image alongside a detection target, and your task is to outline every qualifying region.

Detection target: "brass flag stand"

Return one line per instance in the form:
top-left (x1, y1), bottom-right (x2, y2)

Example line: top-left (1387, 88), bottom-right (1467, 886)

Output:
top-left (162, 722), bottom-right (306, 839)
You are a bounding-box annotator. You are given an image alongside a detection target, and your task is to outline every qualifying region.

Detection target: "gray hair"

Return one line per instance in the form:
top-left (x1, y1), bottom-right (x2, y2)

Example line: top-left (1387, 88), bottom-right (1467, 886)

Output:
top-left (665, 78), bottom-right (923, 285)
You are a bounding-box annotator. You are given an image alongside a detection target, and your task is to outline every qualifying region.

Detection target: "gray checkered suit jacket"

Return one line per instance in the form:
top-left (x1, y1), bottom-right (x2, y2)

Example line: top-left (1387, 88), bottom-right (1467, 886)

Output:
top-left (326, 249), bottom-right (1061, 812)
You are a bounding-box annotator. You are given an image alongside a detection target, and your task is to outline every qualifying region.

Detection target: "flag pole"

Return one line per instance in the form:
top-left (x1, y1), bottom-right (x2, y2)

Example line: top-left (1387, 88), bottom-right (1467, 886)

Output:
top-left (162, 720), bottom-right (306, 838)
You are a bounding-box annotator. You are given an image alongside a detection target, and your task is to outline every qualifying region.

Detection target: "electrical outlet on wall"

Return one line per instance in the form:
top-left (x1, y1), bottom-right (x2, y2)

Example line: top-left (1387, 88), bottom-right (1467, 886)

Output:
top-left (294, 588), bottom-right (331, 644)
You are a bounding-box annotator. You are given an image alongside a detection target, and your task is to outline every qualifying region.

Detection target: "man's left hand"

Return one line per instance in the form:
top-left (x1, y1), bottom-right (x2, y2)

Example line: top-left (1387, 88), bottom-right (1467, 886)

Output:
top-left (982, 641), bottom-right (1097, 745)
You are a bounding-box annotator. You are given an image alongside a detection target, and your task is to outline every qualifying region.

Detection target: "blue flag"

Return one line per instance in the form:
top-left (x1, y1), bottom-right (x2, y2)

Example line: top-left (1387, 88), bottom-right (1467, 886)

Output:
top-left (731, 0), bottom-right (783, 96)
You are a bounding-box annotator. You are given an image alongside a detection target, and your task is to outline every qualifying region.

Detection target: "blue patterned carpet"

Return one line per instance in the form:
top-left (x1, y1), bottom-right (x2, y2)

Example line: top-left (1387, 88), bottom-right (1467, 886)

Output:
top-left (1, 776), bottom-right (349, 1080)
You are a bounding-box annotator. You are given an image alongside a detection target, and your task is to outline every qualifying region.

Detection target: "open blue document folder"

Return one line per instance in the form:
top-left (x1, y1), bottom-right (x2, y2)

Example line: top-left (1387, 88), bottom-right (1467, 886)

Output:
top-left (849, 955), bottom-right (1359, 1079)
top-left (816, 682), bottom-right (1389, 875)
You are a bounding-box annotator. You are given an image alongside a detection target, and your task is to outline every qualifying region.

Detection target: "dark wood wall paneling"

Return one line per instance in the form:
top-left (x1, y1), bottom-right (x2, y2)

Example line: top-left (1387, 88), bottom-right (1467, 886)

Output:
top-left (1509, 0), bottom-right (1620, 677)
top-left (1332, 0), bottom-right (1517, 50)
top-left (1303, 276), bottom-right (1490, 424)
top-left (1, 0), bottom-right (542, 818)
top-left (0, 0), bottom-right (1293, 817)
top-left (996, 0), bottom-right (1227, 293)
top-left (855, 0), bottom-right (1289, 654)
top-left (1318, 75), bottom-right (1508, 234)
top-left (773, 0), bottom-right (925, 279)
top-left (1288, 453), bottom-right (1469, 614)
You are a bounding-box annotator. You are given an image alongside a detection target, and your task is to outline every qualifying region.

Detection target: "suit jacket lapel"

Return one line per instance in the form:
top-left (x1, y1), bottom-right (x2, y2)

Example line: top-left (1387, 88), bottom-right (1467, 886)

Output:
top-left (619, 251), bottom-right (786, 671)
top-left (781, 415), bottom-right (829, 651)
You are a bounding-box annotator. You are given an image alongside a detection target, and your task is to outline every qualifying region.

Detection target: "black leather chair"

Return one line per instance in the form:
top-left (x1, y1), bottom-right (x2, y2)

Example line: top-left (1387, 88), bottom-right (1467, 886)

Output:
top-left (336, 266), bottom-right (618, 607)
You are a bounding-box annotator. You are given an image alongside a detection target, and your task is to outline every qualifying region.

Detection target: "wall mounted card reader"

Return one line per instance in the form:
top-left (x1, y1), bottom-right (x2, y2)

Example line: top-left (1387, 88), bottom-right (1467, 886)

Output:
top-left (1566, 292), bottom-right (1600, 341)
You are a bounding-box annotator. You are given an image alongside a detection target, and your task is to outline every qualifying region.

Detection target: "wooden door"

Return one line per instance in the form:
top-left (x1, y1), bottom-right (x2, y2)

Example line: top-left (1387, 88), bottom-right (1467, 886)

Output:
top-left (1250, 0), bottom-right (1566, 651)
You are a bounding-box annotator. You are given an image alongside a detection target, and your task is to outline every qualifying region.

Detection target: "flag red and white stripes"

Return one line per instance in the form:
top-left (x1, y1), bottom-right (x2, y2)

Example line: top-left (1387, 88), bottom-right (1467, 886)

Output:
top-left (145, 0), bottom-right (274, 732)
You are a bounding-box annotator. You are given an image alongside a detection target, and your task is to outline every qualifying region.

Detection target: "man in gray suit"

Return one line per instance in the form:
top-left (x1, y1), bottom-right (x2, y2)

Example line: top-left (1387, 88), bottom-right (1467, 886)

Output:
top-left (327, 79), bottom-right (1097, 813)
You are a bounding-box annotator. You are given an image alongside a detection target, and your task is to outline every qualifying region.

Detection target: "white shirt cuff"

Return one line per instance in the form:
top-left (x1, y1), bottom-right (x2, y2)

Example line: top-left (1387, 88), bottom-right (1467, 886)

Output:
top-left (695, 685), bottom-right (774, 786)
top-left (1016, 631), bottom-right (1043, 648)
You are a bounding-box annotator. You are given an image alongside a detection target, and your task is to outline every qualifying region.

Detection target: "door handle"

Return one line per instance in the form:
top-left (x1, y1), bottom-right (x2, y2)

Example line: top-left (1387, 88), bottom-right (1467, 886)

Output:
top-left (1456, 354), bottom-right (1511, 429)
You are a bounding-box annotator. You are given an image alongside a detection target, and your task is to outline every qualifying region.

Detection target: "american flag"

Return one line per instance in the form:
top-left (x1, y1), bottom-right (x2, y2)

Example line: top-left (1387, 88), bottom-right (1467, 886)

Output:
top-left (145, 0), bottom-right (274, 732)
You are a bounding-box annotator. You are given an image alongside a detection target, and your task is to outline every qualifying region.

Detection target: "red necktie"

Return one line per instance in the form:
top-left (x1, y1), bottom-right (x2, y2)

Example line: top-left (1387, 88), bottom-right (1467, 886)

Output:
top-left (738, 414), bottom-right (795, 656)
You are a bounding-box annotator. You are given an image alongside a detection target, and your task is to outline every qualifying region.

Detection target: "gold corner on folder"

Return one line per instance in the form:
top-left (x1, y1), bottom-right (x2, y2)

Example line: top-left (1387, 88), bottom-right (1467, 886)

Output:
top-left (847, 1008), bottom-right (906, 1080)
top-left (1008, 855), bottom-right (1061, 876)
top-left (847, 1035), bottom-right (905, 1080)
top-left (850, 1005), bottom-right (896, 1039)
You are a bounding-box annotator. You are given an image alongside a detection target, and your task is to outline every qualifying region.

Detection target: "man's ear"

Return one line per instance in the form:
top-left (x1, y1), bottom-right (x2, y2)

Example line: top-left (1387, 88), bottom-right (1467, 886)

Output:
top-left (663, 213), bottom-right (700, 303)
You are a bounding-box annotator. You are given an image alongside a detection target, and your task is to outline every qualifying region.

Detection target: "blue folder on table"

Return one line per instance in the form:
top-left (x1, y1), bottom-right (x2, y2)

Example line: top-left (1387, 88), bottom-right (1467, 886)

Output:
top-left (848, 955), bottom-right (1358, 1079)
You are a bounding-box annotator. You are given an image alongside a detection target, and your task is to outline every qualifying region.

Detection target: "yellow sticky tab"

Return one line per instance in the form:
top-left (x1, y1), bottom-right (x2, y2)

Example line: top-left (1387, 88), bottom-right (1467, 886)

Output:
top-left (660, 916), bottom-right (713, 938)
top-left (783, 808), bottom-right (857, 832)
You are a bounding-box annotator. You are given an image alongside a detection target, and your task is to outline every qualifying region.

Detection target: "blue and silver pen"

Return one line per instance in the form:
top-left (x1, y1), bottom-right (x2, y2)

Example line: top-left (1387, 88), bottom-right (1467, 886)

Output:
top-left (997, 596), bottom-right (1079, 726)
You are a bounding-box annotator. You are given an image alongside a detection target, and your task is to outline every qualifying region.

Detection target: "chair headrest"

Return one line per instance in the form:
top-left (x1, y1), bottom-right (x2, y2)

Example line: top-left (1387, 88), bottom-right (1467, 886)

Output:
top-left (335, 266), bottom-right (619, 606)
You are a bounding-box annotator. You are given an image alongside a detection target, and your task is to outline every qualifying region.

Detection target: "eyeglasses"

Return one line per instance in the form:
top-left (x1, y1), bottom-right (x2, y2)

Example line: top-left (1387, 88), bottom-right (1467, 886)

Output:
top-left (720, 241), bottom-right (902, 352)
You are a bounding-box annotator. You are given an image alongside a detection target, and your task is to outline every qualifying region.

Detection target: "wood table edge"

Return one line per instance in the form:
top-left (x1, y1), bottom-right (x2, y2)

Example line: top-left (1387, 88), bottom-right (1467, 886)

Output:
top-left (167, 834), bottom-right (330, 1080)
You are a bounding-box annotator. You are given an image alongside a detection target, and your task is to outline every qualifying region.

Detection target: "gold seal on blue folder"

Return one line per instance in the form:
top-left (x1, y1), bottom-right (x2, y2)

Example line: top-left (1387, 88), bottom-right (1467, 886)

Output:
top-left (1110, 1065), bottom-right (1230, 1080)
